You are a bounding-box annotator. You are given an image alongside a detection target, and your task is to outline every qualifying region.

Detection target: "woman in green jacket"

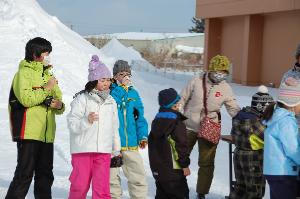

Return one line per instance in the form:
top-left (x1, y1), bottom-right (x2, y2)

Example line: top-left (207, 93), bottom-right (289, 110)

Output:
top-left (6, 37), bottom-right (64, 199)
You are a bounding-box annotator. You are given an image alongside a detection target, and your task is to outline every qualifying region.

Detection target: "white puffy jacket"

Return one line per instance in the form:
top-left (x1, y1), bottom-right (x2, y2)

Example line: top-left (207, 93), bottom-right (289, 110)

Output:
top-left (67, 91), bottom-right (121, 154)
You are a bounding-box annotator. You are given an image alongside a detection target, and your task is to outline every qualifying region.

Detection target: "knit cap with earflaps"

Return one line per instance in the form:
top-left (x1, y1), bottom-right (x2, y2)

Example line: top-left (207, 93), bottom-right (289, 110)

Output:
top-left (88, 55), bottom-right (112, 81)
top-left (278, 77), bottom-right (300, 107)
top-left (251, 85), bottom-right (274, 114)
top-left (208, 55), bottom-right (231, 73)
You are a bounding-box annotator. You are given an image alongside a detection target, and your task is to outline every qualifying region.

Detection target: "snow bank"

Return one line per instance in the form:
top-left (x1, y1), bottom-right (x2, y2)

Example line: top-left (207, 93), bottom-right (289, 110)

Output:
top-left (176, 44), bottom-right (204, 54)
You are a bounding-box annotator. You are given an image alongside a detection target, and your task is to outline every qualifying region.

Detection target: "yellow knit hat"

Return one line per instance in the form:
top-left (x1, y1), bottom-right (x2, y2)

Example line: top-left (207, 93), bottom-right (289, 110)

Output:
top-left (208, 55), bottom-right (231, 72)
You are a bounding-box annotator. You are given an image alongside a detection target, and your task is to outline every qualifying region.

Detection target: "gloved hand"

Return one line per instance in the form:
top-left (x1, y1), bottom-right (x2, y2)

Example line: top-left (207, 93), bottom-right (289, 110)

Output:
top-left (139, 140), bottom-right (148, 149)
top-left (110, 155), bottom-right (123, 168)
top-left (43, 96), bottom-right (54, 107)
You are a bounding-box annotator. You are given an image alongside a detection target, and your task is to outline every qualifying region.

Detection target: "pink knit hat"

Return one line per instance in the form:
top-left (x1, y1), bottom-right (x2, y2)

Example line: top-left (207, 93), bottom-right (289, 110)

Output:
top-left (278, 77), bottom-right (300, 107)
top-left (88, 55), bottom-right (112, 81)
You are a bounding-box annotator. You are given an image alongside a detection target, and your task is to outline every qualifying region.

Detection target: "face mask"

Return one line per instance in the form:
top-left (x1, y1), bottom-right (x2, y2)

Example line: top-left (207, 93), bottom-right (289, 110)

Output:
top-left (209, 72), bottom-right (228, 83)
top-left (43, 55), bottom-right (51, 66)
top-left (121, 76), bottom-right (132, 86)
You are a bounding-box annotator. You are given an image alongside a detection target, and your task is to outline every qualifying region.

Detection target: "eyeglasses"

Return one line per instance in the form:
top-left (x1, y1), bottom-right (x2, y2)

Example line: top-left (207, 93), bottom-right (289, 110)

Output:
top-left (117, 72), bottom-right (132, 78)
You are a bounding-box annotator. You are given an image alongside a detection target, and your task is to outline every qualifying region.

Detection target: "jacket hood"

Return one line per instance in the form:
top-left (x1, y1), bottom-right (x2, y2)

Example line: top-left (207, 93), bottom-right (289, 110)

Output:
top-left (265, 107), bottom-right (295, 126)
top-left (19, 60), bottom-right (44, 72)
top-left (234, 106), bottom-right (261, 121)
top-left (150, 108), bottom-right (187, 139)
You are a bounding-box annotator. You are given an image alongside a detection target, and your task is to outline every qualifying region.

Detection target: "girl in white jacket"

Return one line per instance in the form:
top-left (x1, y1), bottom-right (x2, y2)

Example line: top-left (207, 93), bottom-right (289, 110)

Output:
top-left (67, 55), bottom-right (120, 199)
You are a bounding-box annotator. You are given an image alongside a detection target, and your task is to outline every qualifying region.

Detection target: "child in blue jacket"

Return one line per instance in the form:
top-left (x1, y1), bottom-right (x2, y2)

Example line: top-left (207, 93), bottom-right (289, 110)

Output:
top-left (280, 43), bottom-right (300, 196)
top-left (263, 77), bottom-right (300, 199)
top-left (109, 60), bottom-right (148, 199)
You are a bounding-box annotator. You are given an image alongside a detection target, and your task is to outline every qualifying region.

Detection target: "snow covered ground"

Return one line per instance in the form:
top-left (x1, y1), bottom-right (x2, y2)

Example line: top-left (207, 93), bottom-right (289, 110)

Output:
top-left (0, 0), bottom-right (277, 198)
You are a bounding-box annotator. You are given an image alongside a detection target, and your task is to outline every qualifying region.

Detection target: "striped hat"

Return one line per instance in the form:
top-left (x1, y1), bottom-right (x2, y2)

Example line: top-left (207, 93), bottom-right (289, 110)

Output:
top-left (278, 77), bottom-right (300, 107)
top-left (251, 85), bottom-right (274, 113)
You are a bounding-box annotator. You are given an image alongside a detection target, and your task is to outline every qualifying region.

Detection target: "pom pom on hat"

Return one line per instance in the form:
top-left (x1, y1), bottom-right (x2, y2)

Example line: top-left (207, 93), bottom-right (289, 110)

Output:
top-left (257, 85), bottom-right (269, 94)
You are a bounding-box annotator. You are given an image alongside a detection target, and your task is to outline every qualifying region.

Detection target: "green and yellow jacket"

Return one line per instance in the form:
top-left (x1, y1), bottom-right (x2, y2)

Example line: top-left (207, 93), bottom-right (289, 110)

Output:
top-left (9, 60), bottom-right (64, 143)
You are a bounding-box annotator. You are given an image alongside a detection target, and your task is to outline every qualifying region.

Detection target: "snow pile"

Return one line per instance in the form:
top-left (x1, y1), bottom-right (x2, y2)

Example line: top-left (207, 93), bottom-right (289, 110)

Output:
top-left (0, 0), bottom-right (110, 98)
top-left (99, 37), bottom-right (144, 66)
top-left (176, 44), bottom-right (204, 54)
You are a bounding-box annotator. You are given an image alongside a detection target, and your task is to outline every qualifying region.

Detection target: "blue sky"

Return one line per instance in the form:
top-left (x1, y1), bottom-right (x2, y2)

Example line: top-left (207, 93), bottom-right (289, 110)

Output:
top-left (37, 0), bottom-right (196, 36)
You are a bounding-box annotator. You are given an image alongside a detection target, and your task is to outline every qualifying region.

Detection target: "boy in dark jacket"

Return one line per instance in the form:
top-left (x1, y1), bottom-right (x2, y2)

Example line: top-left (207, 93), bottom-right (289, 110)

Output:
top-left (149, 88), bottom-right (190, 199)
top-left (229, 85), bottom-right (274, 199)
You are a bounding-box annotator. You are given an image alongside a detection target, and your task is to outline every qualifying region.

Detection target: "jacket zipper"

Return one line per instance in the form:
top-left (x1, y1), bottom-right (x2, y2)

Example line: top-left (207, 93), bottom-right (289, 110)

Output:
top-left (45, 107), bottom-right (48, 142)
top-left (43, 68), bottom-right (48, 142)
top-left (97, 104), bottom-right (101, 151)
top-left (123, 101), bottom-right (128, 148)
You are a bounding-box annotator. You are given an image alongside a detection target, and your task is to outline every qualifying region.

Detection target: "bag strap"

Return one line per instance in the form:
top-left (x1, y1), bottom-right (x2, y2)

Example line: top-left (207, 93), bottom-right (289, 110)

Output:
top-left (202, 73), bottom-right (208, 116)
top-left (202, 73), bottom-right (221, 122)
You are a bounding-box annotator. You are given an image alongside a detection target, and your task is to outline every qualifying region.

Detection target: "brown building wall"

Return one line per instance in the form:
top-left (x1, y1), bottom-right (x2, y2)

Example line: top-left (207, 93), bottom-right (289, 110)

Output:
top-left (197, 0), bottom-right (300, 18)
top-left (220, 17), bottom-right (244, 84)
top-left (261, 11), bottom-right (300, 86)
top-left (199, 1), bottom-right (300, 86)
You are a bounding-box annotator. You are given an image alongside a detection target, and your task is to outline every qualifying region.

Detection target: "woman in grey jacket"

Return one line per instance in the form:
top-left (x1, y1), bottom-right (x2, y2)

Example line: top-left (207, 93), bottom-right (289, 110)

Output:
top-left (179, 55), bottom-right (240, 199)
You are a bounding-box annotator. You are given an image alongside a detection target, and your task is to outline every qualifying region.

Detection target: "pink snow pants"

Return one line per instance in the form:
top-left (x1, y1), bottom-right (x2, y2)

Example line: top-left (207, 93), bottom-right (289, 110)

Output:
top-left (68, 153), bottom-right (111, 199)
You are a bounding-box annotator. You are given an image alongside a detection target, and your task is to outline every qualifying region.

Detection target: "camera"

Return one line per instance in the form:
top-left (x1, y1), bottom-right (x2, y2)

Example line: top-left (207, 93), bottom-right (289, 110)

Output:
top-left (43, 96), bottom-right (54, 107)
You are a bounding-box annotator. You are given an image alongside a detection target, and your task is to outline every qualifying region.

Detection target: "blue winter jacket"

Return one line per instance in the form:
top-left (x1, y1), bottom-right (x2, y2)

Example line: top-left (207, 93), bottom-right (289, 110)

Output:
top-left (263, 107), bottom-right (300, 176)
top-left (110, 83), bottom-right (148, 150)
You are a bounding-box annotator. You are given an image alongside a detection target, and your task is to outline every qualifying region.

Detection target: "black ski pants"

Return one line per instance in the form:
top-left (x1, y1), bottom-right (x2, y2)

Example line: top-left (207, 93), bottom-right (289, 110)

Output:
top-left (5, 140), bottom-right (54, 199)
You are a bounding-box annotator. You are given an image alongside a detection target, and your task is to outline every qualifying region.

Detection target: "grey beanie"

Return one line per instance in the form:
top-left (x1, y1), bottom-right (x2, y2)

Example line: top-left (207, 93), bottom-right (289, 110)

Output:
top-left (113, 60), bottom-right (131, 76)
top-left (296, 43), bottom-right (300, 59)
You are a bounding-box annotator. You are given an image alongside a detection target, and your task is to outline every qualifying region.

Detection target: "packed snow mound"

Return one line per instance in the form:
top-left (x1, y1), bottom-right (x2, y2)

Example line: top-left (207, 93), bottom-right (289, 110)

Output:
top-left (100, 38), bottom-right (143, 66)
top-left (0, 0), bottom-right (111, 98)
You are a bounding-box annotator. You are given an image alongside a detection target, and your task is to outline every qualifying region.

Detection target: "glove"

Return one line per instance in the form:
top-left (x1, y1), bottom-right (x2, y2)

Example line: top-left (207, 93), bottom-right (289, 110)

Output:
top-left (139, 140), bottom-right (148, 149)
top-left (110, 155), bottom-right (123, 168)
top-left (43, 96), bottom-right (54, 107)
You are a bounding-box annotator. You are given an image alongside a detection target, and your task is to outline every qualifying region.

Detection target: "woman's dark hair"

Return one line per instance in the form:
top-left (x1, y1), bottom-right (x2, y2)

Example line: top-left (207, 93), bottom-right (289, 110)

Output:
top-left (84, 80), bottom-right (98, 93)
top-left (262, 102), bottom-right (285, 121)
top-left (25, 37), bottom-right (52, 61)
